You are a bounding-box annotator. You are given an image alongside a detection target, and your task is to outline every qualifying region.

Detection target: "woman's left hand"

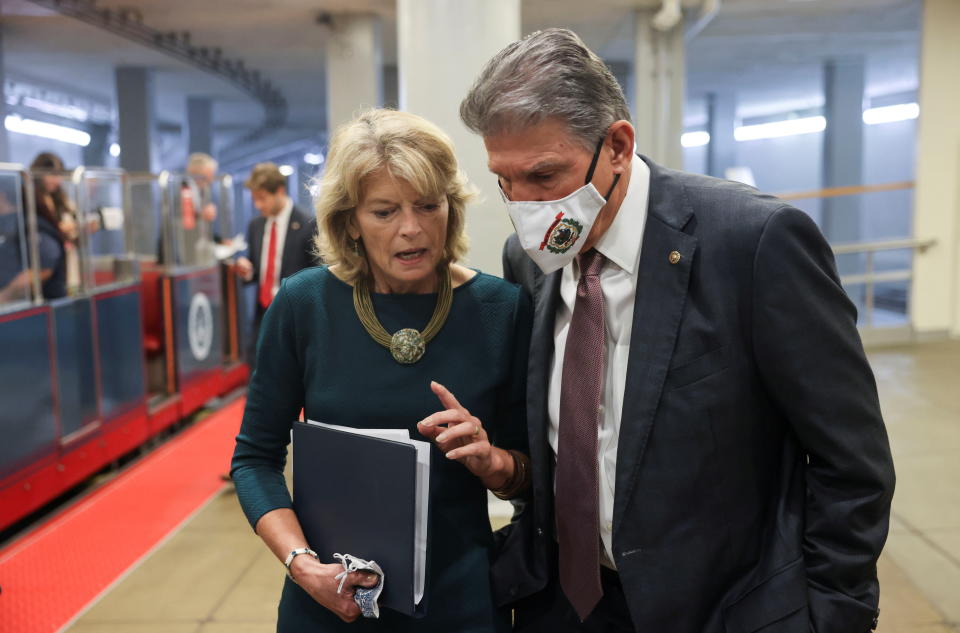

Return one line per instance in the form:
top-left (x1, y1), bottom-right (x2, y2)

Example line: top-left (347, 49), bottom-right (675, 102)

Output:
top-left (417, 382), bottom-right (511, 488)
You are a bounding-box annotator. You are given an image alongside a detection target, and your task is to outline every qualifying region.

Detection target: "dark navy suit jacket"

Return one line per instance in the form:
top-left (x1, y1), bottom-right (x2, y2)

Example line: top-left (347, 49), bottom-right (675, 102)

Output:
top-left (497, 156), bottom-right (895, 633)
top-left (245, 204), bottom-right (318, 318)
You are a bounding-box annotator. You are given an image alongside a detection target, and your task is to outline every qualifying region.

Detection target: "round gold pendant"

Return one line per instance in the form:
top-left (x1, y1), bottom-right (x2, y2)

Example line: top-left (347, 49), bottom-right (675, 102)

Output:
top-left (390, 328), bottom-right (426, 364)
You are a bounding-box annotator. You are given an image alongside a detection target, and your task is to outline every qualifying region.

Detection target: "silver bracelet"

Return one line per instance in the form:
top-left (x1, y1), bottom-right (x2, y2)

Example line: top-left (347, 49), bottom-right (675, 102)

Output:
top-left (284, 547), bottom-right (319, 579)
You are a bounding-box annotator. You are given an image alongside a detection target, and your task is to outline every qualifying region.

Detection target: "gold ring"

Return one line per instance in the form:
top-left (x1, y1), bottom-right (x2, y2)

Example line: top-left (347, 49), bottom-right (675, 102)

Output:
top-left (473, 423), bottom-right (481, 436)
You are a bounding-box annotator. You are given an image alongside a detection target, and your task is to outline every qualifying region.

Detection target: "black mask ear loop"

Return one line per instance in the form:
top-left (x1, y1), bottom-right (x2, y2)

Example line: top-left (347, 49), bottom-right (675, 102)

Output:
top-left (584, 136), bottom-right (621, 201)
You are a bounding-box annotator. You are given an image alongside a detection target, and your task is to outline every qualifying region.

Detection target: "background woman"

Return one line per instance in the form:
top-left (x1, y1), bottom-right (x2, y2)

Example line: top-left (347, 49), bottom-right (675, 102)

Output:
top-left (29, 152), bottom-right (71, 299)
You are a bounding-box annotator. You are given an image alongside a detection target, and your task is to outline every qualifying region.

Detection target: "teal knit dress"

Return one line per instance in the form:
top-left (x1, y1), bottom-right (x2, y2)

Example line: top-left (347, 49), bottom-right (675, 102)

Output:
top-left (231, 266), bottom-right (531, 633)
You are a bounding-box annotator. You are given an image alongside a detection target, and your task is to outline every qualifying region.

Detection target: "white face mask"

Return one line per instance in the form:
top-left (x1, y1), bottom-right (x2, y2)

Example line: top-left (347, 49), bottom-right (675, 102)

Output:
top-left (500, 138), bottom-right (621, 275)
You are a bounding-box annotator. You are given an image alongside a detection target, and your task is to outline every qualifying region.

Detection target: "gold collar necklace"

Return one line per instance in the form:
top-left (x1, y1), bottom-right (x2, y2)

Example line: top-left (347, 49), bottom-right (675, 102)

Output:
top-left (353, 267), bottom-right (453, 364)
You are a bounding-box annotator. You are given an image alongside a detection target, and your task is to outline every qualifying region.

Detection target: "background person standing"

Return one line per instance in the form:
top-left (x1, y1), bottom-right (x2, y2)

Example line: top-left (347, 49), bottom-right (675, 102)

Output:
top-left (236, 162), bottom-right (318, 370)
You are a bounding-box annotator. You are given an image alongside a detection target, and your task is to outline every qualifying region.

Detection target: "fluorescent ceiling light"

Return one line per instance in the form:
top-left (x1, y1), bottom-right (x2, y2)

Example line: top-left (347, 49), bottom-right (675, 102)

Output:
top-left (681, 131), bottom-right (711, 148)
top-left (303, 152), bottom-right (324, 165)
top-left (863, 102), bottom-right (919, 125)
top-left (279, 164), bottom-right (295, 177)
top-left (109, 143), bottom-right (121, 157)
top-left (5, 114), bottom-right (91, 146)
top-left (21, 96), bottom-right (89, 122)
top-left (735, 116), bottom-right (826, 142)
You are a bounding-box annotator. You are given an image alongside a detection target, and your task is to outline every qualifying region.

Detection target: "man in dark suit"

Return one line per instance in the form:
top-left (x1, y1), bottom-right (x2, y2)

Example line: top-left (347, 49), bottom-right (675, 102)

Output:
top-left (460, 29), bottom-right (895, 633)
top-left (236, 162), bottom-right (318, 369)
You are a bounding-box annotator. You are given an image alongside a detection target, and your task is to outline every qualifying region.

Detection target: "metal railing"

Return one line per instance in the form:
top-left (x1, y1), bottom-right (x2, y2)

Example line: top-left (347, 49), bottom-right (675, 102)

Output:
top-left (774, 180), bottom-right (925, 334)
top-left (831, 238), bottom-right (935, 328)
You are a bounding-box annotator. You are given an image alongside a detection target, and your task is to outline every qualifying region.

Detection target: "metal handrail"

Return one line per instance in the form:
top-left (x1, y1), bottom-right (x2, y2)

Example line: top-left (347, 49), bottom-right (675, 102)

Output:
top-left (831, 238), bottom-right (936, 328)
top-left (832, 238), bottom-right (935, 255)
top-left (778, 181), bottom-right (915, 201)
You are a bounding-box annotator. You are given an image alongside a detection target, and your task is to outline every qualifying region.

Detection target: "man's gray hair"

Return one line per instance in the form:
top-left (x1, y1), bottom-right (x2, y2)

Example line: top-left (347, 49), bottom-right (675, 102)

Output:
top-left (187, 152), bottom-right (218, 172)
top-left (460, 28), bottom-right (631, 150)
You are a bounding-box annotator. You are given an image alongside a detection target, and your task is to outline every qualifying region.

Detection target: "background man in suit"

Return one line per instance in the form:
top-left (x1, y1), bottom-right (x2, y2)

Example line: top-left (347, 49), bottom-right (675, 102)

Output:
top-left (180, 152), bottom-right (220, 265)
top-left (460, 28), bottom-right (895, 633)
top-left (236, 162), bottom-right (317, 370)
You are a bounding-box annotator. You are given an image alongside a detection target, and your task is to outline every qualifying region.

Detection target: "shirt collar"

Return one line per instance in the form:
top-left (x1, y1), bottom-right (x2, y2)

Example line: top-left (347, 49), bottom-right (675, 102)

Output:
top-left (592, 157), bottom-right (650, 275)
top-left (269, 197), bottom-right (294, 227)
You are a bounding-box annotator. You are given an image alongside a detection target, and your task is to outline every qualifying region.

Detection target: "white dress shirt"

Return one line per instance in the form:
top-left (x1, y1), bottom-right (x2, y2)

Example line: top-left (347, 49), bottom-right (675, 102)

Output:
top-left (259, 197), bottom-right (293, 302)
top-left (547, 157), bottom-right (651, 568)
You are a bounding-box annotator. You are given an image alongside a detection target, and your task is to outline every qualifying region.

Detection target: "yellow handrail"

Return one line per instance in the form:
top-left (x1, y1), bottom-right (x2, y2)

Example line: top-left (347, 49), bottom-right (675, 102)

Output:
top-left (777, 181), bottom-right (915, 201)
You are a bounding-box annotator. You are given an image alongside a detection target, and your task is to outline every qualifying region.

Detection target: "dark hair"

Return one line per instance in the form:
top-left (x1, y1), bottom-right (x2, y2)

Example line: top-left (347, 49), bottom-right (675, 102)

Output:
top-left (29, 152), bottom-right (69, 241)
top-left (244, 162), bottom-right (288, 194)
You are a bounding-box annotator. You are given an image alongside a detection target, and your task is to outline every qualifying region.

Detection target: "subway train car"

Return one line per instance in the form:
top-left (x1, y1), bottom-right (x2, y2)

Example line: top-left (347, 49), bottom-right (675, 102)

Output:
top-left (0, 162), bottom-right (249, 531)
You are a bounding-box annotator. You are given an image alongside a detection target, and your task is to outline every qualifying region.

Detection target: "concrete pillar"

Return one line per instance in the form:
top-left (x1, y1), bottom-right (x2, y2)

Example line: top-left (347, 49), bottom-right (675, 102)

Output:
top-left (115, 67), bottom-right (156, 173)
top-left (912, 0), bottom-right (960, 339)
top-left (83, 123), bottom-right (110, 167)
top-left (633, 9), bottom-right (685, 170)
top-left (706, 91), bottom-right (737, 179)
top-left (186, 96), bottom-right (213, 156)
top-left (0, 23), bottom-right (9, 163)
top-left (325, 14), bottom-right (382, 133)
top-left (821, 58), bottom-right (865, 255)
top-left (397, 0), bottom-right (521, 276)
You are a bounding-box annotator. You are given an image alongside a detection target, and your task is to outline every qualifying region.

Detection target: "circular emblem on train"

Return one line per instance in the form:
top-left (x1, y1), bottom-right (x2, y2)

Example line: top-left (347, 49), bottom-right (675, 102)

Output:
top-left (188, 292), bottom-right (214, 362)
top-left (545, 215), bottom-right (584, 254)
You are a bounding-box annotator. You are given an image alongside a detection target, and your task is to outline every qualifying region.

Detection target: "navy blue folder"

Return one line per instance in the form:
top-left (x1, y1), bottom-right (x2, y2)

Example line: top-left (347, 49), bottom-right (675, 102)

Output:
top-left (292, 421), bottom-right (427, 617)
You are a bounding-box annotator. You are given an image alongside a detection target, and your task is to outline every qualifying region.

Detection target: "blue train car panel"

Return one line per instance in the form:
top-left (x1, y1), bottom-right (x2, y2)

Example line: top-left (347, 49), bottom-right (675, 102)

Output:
top-left (52, 298), bottom-right (98, 437)
top-left (95, 289), bottom-right (146, 420)
top-left (0, 309), bottom-right (58, 480)
top-left (173, 270), bottom-right (223, 384)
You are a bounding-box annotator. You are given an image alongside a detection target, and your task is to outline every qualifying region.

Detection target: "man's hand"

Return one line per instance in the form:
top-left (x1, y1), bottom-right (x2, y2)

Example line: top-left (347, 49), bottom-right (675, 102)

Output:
top-left (201, 202), bottom-right (217, 223)
top-left (236, 256), bottom-right (254, 281)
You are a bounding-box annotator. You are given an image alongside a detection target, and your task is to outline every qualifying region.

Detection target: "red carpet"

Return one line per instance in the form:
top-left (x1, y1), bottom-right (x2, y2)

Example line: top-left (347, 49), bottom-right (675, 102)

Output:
top-left (0, 397), bottom-right (245, 633)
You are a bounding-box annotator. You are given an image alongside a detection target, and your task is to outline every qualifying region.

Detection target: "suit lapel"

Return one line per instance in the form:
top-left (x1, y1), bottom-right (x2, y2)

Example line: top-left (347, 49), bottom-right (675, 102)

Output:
top-left (250, 216), bottom-right (266, 278)
top-left (280, 207), bottom-right (304, 278)
top-left (527, 268), bottom-right (561, 499)
top-left (613, 157), bottom-right (698, 534)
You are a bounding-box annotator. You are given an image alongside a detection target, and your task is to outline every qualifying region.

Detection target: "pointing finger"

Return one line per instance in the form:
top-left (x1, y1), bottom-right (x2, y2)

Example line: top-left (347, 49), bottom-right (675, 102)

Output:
top-left (431, 381), bottom-right (464, 413)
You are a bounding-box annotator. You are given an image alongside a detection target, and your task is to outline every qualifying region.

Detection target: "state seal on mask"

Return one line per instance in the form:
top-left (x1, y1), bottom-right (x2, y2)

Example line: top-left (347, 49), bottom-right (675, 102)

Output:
top-left (541, 212), bottom-right (584, 254)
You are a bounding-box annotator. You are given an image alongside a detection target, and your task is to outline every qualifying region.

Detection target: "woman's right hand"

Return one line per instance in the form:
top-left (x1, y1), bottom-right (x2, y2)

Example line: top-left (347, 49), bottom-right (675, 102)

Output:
top-left (288, 555), bottom-right (380, 622)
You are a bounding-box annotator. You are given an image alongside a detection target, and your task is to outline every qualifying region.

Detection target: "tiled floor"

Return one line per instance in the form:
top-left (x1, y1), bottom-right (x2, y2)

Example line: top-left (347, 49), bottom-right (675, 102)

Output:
top-left (63, 341), bottom-right (960, 633)
top-left (869, 341), bottom-right (960, 632)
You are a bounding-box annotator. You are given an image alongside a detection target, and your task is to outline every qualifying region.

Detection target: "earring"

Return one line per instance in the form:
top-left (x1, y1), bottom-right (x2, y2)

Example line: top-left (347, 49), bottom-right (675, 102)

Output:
top-left (352, 239), bottom-right (361, 256)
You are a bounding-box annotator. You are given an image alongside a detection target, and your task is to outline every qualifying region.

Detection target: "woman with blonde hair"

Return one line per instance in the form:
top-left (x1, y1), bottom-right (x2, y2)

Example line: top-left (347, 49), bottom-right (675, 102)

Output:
top-left (231, 108), bottom-right (531, 632)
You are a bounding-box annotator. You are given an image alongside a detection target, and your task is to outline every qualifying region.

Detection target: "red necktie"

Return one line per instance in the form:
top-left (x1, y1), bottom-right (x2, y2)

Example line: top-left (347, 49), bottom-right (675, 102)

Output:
top-left (259, 221), bottom-right (277, 309)
top-left (556, 249), bottom-right (606, 621)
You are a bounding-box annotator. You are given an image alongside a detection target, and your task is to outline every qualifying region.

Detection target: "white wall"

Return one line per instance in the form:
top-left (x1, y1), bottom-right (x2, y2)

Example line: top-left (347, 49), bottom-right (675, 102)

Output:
top-left (912, 0), bottom-right (960, 338)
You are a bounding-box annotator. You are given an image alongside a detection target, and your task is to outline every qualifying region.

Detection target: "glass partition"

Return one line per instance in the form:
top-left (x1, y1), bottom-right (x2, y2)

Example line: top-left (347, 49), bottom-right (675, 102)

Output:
top-left (125, 173), bottom-right (163, 263)
top-left (0, 165), bottom-right (32, 310)
top-left (73, 167), bottom-right (138, 289)
top-left (215, 174), bottom-right (238, 241)
top-left (159, 171), bottom-right (217, 268)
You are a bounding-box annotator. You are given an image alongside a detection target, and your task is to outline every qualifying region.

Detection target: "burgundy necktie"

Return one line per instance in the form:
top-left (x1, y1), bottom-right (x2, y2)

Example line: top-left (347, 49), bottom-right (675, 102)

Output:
top-left (556, 248), bottom-right (606, 621)
top-left (259, 221), bottom-right (277, 309)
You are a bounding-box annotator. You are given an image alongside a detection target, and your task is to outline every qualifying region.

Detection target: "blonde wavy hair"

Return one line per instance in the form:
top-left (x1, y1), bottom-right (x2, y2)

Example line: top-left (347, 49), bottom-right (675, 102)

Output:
top-left (315, 108), bottom-right (474, 283)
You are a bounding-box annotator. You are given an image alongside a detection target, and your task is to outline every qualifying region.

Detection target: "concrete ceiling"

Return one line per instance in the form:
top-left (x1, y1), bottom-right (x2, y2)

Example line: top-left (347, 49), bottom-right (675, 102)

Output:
top-left (1, 0), bottom-right (922, 146)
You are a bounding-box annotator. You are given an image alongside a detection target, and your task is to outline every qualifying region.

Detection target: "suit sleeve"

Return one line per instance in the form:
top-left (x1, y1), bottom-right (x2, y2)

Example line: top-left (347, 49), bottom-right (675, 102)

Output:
top-left (492, 288), bottom-right (532, 455)
top-left (502, 233), bottom-right (520, 284)
top-left (751, 206), bottom-right (895, 633)
top-left (243, 220), bottom-right (257, 286)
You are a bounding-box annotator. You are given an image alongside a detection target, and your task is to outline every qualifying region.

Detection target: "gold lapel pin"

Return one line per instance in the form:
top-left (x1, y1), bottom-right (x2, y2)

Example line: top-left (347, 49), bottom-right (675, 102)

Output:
top-left (669, 250), bottom-right (682, 265)
top-left (291, 221), bottom-right (301, 230)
